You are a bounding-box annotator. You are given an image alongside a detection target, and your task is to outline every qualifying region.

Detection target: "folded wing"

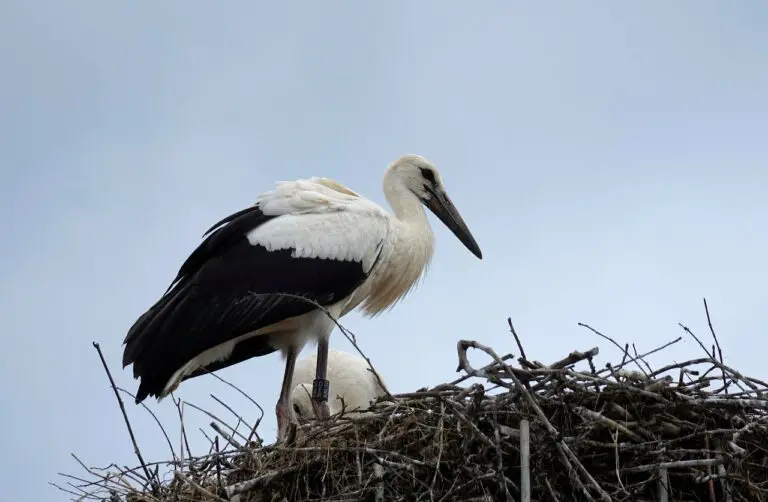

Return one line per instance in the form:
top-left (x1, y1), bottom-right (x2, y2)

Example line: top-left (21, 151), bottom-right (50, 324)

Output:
top-left (122, 197), bottom-right (388, 403)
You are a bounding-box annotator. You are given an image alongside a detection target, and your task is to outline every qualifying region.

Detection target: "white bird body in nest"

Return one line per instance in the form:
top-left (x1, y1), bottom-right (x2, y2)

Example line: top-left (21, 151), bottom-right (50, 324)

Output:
top-left (291, 349), bottom-right (388, 419)
top-left (122, 154), bottom-right (482, 441)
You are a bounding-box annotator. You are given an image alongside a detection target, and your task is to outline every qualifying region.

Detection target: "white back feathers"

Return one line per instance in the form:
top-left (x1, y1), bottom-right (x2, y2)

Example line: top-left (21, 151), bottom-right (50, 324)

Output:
top-left (291, 349), bottom-right (388, 419)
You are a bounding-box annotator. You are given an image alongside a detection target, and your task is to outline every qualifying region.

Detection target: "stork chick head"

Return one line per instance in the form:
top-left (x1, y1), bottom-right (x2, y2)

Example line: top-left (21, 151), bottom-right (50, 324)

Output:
top-left (291, 381), bottom-right (382, 421)
top-left (290, 383), bottom-right (345, 420)
top-left (384, 154), bottom-right (483, 259)
top-left (291, 383), bottom-right (317, 420)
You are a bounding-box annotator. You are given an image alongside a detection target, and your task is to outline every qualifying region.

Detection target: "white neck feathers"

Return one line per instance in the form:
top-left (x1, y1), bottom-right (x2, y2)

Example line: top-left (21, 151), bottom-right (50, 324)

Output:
top-left (358, 171), bottom-right (435, 316)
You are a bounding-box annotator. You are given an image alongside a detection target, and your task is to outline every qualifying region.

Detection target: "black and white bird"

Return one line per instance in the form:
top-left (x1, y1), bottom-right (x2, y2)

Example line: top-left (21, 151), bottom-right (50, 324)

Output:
top-left (291, 348), bottom-right (389, 420)
top-left (122, 154), bottom-right (482, 441)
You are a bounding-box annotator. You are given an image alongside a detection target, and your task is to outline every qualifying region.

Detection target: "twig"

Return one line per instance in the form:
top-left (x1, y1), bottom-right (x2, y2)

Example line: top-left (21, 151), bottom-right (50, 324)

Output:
top-left (214, 436), bottom-right (223, 496)
top-left (92, 342), bottom-right (156, 491)
top-left (545, 478), bottom-right (561, 502)
top-left (183, 400), bottom-right (250, 444)
top-left (173, 395), bottom-right (192, 466)
top-left (714, 438), bottom-right (734, 502)
top-left (493, 404), bottom-right (513, 501)
top-left (431, 401), bottom-right (446, 493)
top-left (624, 458), bottom-right (724, 473)
top-left (174, 471), bottom-right (228, 502)
top-left (579, 322), bottom-right (649, 379)
top-left (657, 466), bottom-right (669, 502)
top-left (704, 297), bottom-right (729, 395)
top-left (606, 337), bottom-right (683, 376)
top-left (704, 435), bottom-right (717, 502)
top-left (197, 367), bottom-right (265, 445)
top-left (507, 317), bottom-right (527, 361)
top-left (116, 386), bottom-right (177, 464)
top-left (210, 422), bottom-right (245, 450)
top-left (520, 419), bottom-right (531, 502)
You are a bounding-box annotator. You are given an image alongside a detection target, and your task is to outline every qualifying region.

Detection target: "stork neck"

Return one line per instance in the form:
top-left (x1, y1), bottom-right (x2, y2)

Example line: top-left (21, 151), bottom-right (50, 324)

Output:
top-left (384, 182), bottom-right (428, 223)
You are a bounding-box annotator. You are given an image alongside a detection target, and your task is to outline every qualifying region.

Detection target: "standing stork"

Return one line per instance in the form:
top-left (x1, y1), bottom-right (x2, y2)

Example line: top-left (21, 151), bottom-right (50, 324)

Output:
top-left (122, 154), bottom-right (482, 441)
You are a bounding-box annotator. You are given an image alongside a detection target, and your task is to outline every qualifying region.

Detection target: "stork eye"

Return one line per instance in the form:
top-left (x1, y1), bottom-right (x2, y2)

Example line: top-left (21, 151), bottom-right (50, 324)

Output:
top-left (293, 404), bottom-right (301, 416)
top-left (420, 168), bottom-right (436, 184)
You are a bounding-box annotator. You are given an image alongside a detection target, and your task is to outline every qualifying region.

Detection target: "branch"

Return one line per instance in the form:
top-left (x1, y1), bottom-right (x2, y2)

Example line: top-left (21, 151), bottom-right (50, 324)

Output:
top-left (92, 342), bottom-right (156, 491)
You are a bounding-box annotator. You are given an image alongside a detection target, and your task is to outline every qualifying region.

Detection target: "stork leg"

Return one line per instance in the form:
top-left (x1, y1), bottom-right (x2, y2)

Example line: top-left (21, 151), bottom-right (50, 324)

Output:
top-left (275, 346), bottom-right (299, 443)
top-left (311, 337), bottom-right (331, 420)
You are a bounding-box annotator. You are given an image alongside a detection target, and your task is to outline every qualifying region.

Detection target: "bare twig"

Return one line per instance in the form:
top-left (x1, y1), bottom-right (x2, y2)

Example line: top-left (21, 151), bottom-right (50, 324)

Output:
top-left (579, 322), bottom-right (649, 379)
top-left (657, 466), bottom-right (669, 502)
top-left (507, 317), bottom-right (527, 361)
top-left (92, 342), bottom-right (156, 491)
top-left (116, 386), bottom-right (177, 464)
top-left (520, 419), bottom-right (531, 502)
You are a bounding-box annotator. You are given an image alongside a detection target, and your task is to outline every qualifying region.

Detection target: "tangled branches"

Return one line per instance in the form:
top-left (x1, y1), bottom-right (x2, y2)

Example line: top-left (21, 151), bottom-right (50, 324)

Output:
top-left (56, 301), bottom-right (768, 501)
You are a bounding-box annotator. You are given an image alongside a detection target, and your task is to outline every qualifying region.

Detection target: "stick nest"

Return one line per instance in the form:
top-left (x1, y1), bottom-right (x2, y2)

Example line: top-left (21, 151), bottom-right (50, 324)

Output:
top-left (58, 313), bottom-right (768, 502)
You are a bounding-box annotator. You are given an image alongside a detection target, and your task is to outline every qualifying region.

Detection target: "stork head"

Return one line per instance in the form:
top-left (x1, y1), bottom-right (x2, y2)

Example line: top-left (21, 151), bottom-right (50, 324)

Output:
top-left (291, 383), bottom-right (341, 420)
top-left (385, 154), bottom-right (483, 259)
top-left (291, 383), bottom-right (316, 420)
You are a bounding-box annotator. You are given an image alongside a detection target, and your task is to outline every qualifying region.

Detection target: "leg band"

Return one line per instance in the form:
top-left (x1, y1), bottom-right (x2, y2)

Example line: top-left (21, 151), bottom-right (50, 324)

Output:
top-left (312, 378), bottom-right (330, 401)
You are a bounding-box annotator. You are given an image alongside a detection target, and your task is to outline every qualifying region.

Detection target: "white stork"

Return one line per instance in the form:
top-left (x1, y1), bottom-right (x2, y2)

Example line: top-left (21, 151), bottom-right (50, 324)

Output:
top-left (291, 349), bottom-right (388, 420)
top-left (122, 154), bottom-right (482, 441)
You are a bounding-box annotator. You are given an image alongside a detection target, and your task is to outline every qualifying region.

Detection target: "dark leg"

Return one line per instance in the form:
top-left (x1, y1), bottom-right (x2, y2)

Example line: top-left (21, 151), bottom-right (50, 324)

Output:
top-left (311, 337), bottom-right (331, 419)
top-left (275, 346), bottom-right (298, 442)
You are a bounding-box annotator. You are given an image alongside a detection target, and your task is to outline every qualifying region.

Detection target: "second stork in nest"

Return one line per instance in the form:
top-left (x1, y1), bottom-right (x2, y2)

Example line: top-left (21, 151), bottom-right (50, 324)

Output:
top-left (121, 154), bottom-right (483, 441)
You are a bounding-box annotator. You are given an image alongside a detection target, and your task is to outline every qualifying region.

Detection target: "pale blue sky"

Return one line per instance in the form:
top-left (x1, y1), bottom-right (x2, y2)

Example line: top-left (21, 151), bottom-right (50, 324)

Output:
top-left (1, 2), bottom-right (767, 500)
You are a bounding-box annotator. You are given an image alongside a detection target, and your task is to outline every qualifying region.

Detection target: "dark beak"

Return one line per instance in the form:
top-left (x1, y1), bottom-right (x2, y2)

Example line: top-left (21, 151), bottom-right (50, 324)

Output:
top-left (424, 188), bottom-right (483, 259)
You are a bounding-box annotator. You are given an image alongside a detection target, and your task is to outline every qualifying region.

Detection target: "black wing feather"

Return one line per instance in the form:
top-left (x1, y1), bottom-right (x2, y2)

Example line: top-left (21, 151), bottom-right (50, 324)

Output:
top-left (122, 204), bottom-right (270, 356)
top-left (167, 204), bottom-right (267, 294)
top-left (122, 204), bottom-right (374, 403)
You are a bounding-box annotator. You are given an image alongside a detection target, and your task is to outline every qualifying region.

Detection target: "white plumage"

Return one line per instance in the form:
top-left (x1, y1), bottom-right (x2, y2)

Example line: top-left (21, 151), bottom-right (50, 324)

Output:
top-left (291, 349), bottom-right (388, 419)
top-left (122, 154), bottom-right (482, 442)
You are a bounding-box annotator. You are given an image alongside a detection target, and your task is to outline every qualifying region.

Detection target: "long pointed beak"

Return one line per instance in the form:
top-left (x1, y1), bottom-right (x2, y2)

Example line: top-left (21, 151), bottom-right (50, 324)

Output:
top-left (424, 188), bottom-right (483, 259)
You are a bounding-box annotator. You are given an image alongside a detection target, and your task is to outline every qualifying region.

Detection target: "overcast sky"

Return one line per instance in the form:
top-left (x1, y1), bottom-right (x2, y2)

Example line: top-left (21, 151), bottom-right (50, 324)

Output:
top-left (2, 2), bottom-right (767, 500)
